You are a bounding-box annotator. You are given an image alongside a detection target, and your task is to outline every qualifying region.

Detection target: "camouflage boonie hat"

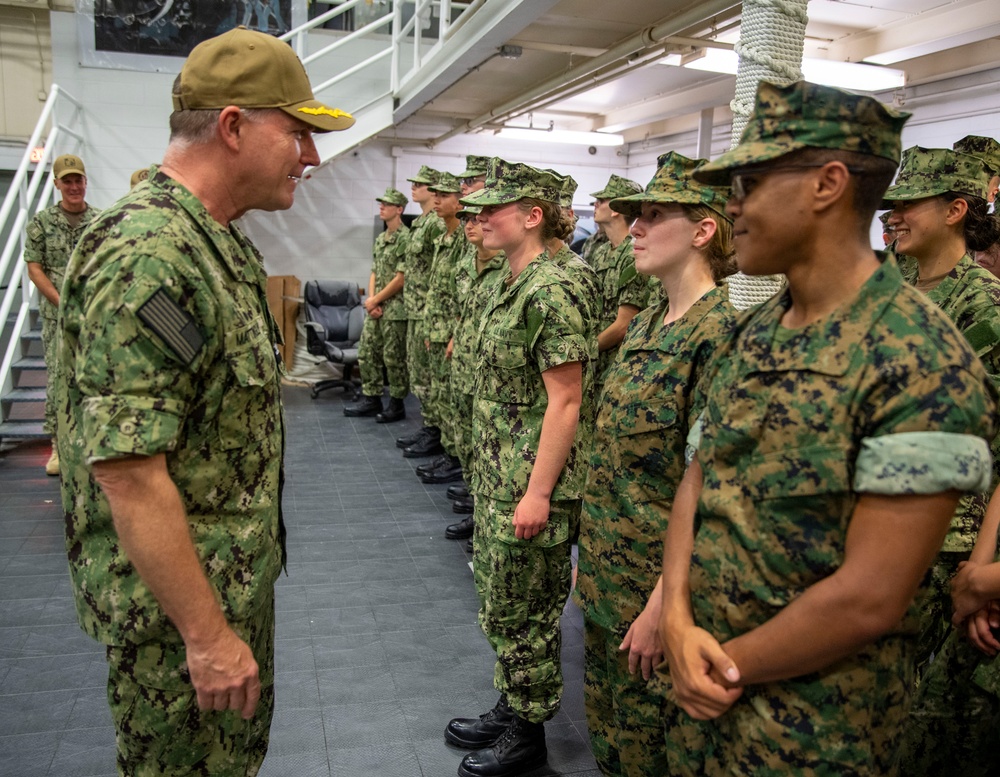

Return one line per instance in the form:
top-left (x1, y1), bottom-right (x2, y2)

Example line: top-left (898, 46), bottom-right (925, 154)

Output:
top-left (694, 80), bottom-right (910, 185)
top-left (461, 158), bottom-right (563, 206)
top-left (953, 135), bottom-right (1000, 177)
top-left (878, 211), bottom-right (892, 226)
top-left (173, 27), bottom-right (354, 133)
top-left (407, 164), bottom-right (441, 185)
top-left (591, 174), bottom-right (643, 200)
top-left (458, 155), bottom-right (490, 178)
top-left (429, 172), bottom-right (461, 194)
top-left (53, 154), bottom-right (85, 179)
top-left (881, 146), bottom-right (989, 207)
top-left (611, 151), bottom-right (731, 221)
top-left (129, 168), bottom-right (149, 189)
top-left (376, 187), bottom-right (407, 206)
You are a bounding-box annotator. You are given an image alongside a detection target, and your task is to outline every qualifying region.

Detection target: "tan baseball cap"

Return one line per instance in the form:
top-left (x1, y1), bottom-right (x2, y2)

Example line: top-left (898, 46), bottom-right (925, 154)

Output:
top-left (53, 154), bottom-right (86, 179)
top-left (172, 27), bottom-right (355, 133)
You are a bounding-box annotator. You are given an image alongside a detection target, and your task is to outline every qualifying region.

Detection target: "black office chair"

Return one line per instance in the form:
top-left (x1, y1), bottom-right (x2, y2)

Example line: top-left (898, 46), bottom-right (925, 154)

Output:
top-left (303, 279), bottom-right (365, 399)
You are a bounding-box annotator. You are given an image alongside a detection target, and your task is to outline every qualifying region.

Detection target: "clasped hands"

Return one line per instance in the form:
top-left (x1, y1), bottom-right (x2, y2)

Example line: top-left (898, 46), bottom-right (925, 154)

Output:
top-left (661, 620), bottom-right (743, 720)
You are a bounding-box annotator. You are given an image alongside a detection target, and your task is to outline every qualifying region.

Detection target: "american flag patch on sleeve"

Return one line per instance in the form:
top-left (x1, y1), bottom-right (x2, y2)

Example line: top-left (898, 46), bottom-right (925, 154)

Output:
top-left (136, 286), bottom-right (205, 366)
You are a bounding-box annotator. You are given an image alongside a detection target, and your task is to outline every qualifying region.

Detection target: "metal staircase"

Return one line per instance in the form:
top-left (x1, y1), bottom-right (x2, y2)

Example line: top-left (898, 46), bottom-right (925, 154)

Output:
top-left (0, 311), bottom-right (47, 442)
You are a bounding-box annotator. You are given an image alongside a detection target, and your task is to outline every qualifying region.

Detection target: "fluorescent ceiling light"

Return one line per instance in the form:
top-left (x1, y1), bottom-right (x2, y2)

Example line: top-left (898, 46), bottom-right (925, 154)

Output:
top-left (496, 127), bottom-right (625, 146)
top-left (660, 50), bottom-right (905, 92)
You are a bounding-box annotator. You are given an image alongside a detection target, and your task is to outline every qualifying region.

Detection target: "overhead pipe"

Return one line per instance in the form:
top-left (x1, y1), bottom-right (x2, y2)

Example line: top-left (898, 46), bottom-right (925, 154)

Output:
top-left (427, 0), bottom-right (741, 147)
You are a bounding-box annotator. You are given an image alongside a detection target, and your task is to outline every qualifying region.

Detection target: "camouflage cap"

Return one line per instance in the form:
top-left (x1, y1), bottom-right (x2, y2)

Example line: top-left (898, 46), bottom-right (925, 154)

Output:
top-left (172, 27), bottom-right (355, 133)
top-left (458, 187), bottom-right (488, 216)
top-left (429, 172), bottom-right (462, 194)
top-left (878, 210), bottom-right (892, 226)
top-left (694, 80), bottom-right (910, 185)
top-left (53, 154), bottom-right (85, 179)
top-left (881, 146), bottom-right (990, 206)
top-left (129, 167), bottom-right (150, 189)
top-left (611, 151), bottom-right (731, 221)
top-left (953, 135), bottom-right (1000, 177)
top-left (559, 175), bottom-right (578, 209)
top-left (590, 173), bottom-right (643, 200)
top-left (458, 155), bottom-right (490, 178)
top-left (407, 164), bottom-right (441, 185)
top-left (376, 187), bottom-right (407, 206)
top-left (461, 158), bottom-right (564, 206)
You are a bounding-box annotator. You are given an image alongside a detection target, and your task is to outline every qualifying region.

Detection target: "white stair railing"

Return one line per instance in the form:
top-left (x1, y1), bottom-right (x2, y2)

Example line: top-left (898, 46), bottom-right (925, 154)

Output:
top-left (0, 85), bottom-right (84, 402)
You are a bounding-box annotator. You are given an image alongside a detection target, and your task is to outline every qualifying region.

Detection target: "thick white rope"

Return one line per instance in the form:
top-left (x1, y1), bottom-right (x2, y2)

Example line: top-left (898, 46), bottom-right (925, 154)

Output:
top-left (727, 0), bottom-right (809, 310)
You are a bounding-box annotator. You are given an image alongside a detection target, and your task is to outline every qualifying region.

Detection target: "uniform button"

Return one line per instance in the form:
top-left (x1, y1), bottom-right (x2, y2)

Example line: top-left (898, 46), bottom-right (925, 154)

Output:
top-left (120, 421), bottom-right (135, 435)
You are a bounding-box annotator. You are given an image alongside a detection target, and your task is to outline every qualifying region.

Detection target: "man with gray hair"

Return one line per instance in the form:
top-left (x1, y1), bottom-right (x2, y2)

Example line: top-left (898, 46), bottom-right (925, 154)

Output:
top-left (56, 27), bottom-right (353, 775)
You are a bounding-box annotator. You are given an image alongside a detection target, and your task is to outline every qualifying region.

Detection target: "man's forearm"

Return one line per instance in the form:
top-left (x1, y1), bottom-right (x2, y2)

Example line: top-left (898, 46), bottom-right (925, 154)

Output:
top-left (27, 263), bottom-right (60, 306)
top-left (722, 491), bottom-right (959, 686)
top-left (371, 272), bottom-right (405, 306)
top-left (92, 454), bottom-right (230, 646)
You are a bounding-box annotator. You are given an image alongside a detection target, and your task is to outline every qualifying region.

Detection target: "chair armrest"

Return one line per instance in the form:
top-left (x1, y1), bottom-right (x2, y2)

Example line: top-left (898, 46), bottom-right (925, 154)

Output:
top-left (303, 321), bottom-right (327, 356)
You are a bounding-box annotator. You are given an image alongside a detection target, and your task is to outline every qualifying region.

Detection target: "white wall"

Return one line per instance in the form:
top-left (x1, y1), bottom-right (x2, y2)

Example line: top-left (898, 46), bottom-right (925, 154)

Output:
top-left (241, 133), bottom-right (631, 285)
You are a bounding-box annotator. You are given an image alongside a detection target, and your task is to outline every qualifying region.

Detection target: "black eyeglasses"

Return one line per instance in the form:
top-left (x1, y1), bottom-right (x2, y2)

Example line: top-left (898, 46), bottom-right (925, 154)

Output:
top-left (730, 164), bottom-right (866, 201)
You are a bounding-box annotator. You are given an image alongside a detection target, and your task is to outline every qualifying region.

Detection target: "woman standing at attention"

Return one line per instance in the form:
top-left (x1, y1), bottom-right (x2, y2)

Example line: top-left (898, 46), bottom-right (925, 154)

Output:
top-left (444, 159), bottom-right (594, 777)
top-left (574, 152), bottom-right (737, 777)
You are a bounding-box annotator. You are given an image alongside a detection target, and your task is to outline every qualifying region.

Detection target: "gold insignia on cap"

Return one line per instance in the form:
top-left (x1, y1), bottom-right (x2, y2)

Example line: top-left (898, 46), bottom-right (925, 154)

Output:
top-left (297, 106), bottom-right (353, 119)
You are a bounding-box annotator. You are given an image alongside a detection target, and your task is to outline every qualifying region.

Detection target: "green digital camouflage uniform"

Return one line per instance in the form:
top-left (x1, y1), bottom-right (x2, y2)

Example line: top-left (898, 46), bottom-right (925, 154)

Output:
top-left (56, 166), bottom-right (285, 777)
top-left (403, 177), bottom-right (446, 413)
top-left (549, 244), bottom-right (601, 420)
top-left (449, 241), bottom-right (506, 473)
top-left (24, 201), bottom-right (100, 434)
top-left (424, 220), bottom-right (466, 439)
top-left (591, 237), bottom-right (651, 384)
top-left (575, 288), bottom-right (735, 777)
top-left (669, 258), bottom-right (996, 776)
top-left (359, 219), bottom-right (410, 399)
top-left (882, 146), bottom-right (1000, 770)
top-left (471, 253), bottom-right (593, 723)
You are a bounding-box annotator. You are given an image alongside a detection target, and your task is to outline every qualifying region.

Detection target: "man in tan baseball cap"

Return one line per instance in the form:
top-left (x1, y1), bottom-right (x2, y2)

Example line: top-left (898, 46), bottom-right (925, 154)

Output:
top-left (54, 27), bottom-right (354, 776)
top-left (24, 152), bottom-right (98, 475)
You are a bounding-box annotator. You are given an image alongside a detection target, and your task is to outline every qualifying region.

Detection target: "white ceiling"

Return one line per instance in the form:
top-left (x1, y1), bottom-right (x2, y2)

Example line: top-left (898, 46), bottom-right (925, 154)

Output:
top-left (386, 0), bottom-right (1000, 148)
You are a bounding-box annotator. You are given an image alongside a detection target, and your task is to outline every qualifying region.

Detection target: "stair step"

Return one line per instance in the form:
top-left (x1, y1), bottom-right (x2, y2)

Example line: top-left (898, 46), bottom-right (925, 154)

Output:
top-left (3, 388), bottom-right (46, 403)
top-left (22, 330), bottom-right (42, 341)
top-left (0, 420), bottom-right (47, 439)
top-left (14, 357), bottom-right (47, 371)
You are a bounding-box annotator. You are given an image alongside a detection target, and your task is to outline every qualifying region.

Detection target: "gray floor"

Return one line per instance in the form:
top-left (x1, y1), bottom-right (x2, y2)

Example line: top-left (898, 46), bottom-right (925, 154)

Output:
top-left (0, 386), bottom-right (599, 777)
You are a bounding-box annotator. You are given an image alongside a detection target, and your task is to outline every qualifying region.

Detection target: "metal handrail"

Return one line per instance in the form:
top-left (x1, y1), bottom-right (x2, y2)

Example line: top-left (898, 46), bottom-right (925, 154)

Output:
top-left (0, 87), bottom-right (83, 402)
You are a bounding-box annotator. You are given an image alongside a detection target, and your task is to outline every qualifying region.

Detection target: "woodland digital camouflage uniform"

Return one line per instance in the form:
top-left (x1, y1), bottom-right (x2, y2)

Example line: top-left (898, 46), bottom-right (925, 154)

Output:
top-left (954, 135), bottom-right (1000, 177)
top-left (24, 200), bottom-right (100, 433)
top-left (449, 239), bottom-right (505, 474)
top-left (56, 166), bottom-right (285, 776)
top-left (671, 258), bottom-right (996, 776)
top-left (403, 166), bottom-right (445, 412)
top-left (358, 209), bottom-right (409, 399)
top-left (883, 146), bottom-right (1000, 769)
top-left (575, 287), bottom-right (735, 777)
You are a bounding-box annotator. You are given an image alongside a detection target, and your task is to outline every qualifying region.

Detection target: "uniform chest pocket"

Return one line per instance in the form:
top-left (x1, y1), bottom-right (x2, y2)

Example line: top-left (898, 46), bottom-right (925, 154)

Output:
top-left (478, 331), bottom-right (535, 405)
top-left (612, 399), bottom-right (684, 504)
top-left (217, 324), bottom-right (279, 450)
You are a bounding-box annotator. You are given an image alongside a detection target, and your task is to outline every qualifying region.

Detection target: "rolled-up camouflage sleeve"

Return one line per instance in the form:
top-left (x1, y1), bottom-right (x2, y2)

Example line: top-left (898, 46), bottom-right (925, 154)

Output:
top-left (531, 282), bottom-right (589, 372)
top-left (855, 365), bottom-right (997, 495)
top-left (73, 256), bottom-right (214, 463)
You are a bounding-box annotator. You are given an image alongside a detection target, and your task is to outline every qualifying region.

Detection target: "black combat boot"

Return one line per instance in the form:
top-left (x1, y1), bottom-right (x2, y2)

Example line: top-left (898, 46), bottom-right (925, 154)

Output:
top-left (403, 426), bottom-right (443, 458)
top-left (447, 483), bottom-right (469, 500)
top-left (343, 395), bottom-right (382, 417)
top-left (416, 454), bottom-right (450, 477)
top-left (457, 715), bottom-right (547, 776)
top-left (420, 455), bottom-right (463, 484)
top-left (375, 397), bottom-right (406, 423)
top-left (451, 496), bottom-right (474, 514)
top-left (445, 696), bottom-right (515, 749)
top-left (444, 515), bottom-right (474, 540)
top-left (397, 426), bottom-right (430, 449)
